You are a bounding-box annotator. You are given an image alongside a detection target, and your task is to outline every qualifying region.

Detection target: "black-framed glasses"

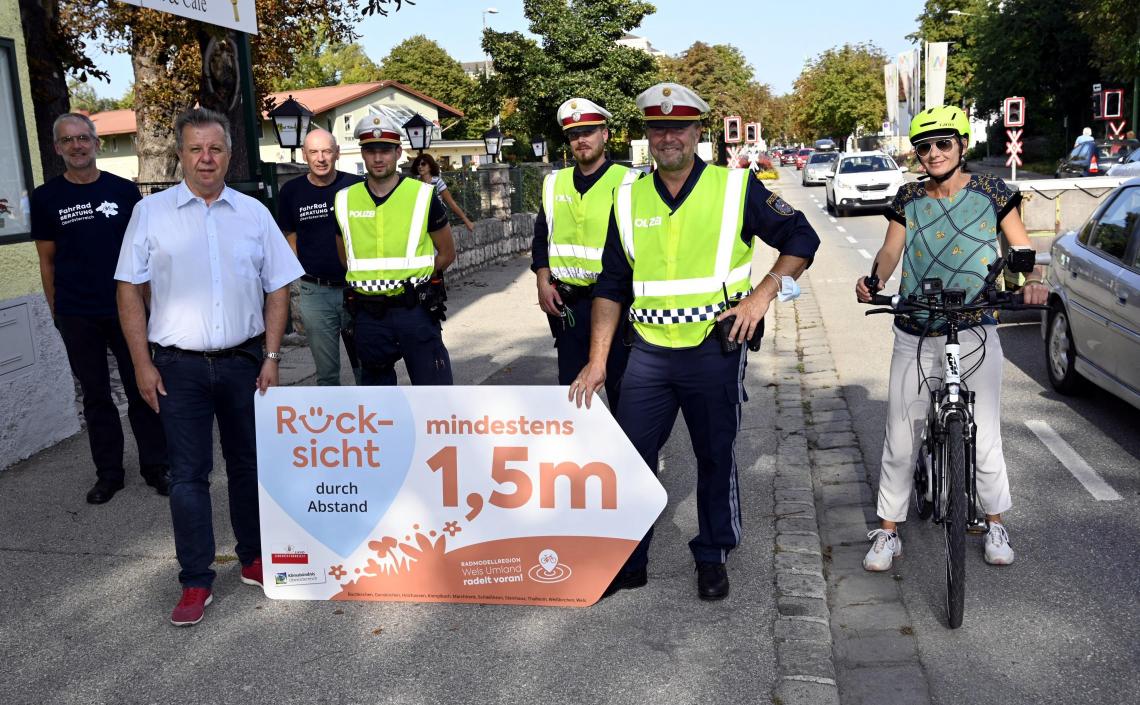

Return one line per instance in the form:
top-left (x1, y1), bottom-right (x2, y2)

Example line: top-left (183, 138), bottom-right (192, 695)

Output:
top-left (56, 134), bottom-right (94, 145)
top-left (914, 138), bottom-right (956, 157)
top-left (566, 126), bottom-right (601, 141)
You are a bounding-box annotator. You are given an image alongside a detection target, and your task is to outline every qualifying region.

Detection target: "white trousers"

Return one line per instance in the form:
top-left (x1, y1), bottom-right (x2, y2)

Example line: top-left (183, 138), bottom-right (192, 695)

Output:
top-left (877, 325), bottom-right (1012, 523)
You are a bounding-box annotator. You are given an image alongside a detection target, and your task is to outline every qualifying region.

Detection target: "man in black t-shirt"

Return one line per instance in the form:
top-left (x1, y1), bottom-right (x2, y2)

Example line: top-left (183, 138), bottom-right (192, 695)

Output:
top-left (277, 129), bottom-right (362, 385)
top-left (32, 113), bottom-right (168, 505)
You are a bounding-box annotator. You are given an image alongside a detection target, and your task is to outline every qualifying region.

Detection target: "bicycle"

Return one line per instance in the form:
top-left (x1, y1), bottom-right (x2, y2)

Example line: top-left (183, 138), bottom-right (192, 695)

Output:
top-left (860, 257), bottom-right (1046, 628)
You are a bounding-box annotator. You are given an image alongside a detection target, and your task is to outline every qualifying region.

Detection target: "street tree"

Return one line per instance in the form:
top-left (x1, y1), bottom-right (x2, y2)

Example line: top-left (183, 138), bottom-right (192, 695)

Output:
top-left (793, 43), bottom-right (887, 142)
top-left (659, 42), bottom-right (774, 144)
top-left (1074, 0), bottom-right (1140, 128)
top-left (965, 0), bottom-right (1097, 151)
top-left (483, 0), bottom-right (658, 153)
top-left (271, 26), bottom-right (382, 91)
top-left (68, 77), bottom-right (130, 114)
top-left (378, 35), bottom-right (484, 138)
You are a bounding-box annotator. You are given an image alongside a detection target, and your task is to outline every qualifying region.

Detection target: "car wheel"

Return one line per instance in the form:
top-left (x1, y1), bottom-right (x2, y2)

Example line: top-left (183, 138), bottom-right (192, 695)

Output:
top-left (1046, 303), bottom-right (1087, 395)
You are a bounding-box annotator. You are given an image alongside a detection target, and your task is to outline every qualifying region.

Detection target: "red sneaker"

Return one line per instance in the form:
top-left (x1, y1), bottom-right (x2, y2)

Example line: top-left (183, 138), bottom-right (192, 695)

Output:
top-left (240, 558), bottom-right (263, 587)
top-left (170, 587), bottom-right (212, 627)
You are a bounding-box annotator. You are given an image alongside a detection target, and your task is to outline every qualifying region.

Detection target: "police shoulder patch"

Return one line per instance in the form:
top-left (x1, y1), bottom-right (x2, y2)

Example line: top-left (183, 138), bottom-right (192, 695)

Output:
top-left (767, 193), bottom-right (794, 216)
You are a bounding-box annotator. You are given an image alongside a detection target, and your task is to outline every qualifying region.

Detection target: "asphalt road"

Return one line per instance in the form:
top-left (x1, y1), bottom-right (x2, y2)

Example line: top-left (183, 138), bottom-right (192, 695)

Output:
top-left (773, 165), bottom-right (1140, 705)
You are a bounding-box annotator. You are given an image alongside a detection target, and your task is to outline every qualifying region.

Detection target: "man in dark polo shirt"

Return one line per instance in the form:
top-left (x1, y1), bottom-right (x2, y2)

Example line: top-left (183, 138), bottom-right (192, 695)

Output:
top-left (32, 113), bottom-right (168, 504)
top-left (277, 128), bottom-right (362, 385)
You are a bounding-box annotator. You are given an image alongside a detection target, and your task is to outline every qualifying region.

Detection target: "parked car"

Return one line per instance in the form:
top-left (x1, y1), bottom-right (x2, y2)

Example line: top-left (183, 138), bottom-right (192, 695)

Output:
top-left (1106, 145), bottom-right (1140, 178)
top-left (824, 151), bottom-right (907, 216)
top-left (801, 151), bottom-right (838, 186)
top-left (1055, 139), bottom-right (1140, 178)
top-left (779, 148), bottom-right (798, 166)
top-left (1043, 177), bottom-right (1140, 409)
top-left (794, 148), bottom-right (814, 170)
top-left (813, 138), bottom-right (837, 152)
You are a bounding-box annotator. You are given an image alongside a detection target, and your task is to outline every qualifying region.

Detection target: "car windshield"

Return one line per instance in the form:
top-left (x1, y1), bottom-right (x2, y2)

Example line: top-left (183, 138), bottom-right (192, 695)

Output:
top-left (808, 153), bottom-right (838, 164)
top-left (797, 149), bottom-right (813, 156)
top-left (838, 156), bottom-right (896, 173)
top-left (1097, 140), bottom-right (1139, 161)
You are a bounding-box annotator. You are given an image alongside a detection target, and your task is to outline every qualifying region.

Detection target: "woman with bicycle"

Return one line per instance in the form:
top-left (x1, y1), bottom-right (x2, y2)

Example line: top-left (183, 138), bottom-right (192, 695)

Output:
top-left (855, 106), bottom-right (1048, 572)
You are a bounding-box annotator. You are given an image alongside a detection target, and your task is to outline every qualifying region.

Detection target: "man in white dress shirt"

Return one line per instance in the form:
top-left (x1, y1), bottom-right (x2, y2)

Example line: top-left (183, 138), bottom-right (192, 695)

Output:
top-left (115, 108), bottom-right (304, 627)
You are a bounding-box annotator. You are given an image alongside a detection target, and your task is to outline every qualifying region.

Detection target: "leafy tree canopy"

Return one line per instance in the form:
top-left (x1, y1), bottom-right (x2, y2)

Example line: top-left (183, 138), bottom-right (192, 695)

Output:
top-left (793, 42), bottom-right (887, 141)
top-left (483, 0), bottom-right (659, 149)
top-left (907, 0), bottom-right (985, 108)
top-left (68, 77), bottom-right (131, 113)
top-left (658, 42), bottom-right (772, 141)
top-left (271, 26), bottom-right (382, 91)
top-left (378, 35), bottom-right (473, 123)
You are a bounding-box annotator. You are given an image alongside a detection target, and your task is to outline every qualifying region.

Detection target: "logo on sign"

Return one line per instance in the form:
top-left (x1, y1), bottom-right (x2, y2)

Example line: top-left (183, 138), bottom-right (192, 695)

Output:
top-left (527, 549), bottom-right (572, 583)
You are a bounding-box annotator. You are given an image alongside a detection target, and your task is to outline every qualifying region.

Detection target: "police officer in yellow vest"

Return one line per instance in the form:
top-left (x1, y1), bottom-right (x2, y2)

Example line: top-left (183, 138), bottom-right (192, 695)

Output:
top-left (570, 84), bottom-right (820, 600)
top-left (532, 98), bottom-right (639, 409)
top-left (334, 115), bottom-right (456, 385)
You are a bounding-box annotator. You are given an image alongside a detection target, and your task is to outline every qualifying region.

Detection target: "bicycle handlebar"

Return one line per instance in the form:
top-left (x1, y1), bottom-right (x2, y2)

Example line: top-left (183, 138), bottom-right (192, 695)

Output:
top-left (859, 256), bottom-right (1049, 318)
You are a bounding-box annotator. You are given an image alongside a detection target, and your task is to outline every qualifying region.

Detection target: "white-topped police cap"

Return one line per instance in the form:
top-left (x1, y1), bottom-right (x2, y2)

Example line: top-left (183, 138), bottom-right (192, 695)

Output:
top-left (354, 114), bottom-right (402, 146)
top-left (636, 83), bottom-right (710, 126)
top-left (557, 98), bottom-right (612, 131)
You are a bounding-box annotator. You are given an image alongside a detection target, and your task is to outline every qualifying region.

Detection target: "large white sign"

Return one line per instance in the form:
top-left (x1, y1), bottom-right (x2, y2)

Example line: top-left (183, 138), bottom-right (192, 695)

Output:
top-left (925, 42), bottom-right (948, 109)
top-left (116, 0), bottom-right (258, 35)
top-left (254, 386), bottom-right (666, 607)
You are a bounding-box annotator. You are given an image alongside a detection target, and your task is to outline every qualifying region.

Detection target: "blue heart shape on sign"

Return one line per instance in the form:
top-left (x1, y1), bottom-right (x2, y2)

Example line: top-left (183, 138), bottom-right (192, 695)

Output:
top-left (256, 388), bottom-right (416, 557)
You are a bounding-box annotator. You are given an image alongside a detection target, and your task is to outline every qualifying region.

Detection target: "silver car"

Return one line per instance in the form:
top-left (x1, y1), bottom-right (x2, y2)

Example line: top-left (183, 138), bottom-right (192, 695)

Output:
top-left (1106, 146), bottom-right (1140, 178)
top-left (1044, 177), bottom-right (1140, 408)
top-left (802, 151), bottom-right (838, 186)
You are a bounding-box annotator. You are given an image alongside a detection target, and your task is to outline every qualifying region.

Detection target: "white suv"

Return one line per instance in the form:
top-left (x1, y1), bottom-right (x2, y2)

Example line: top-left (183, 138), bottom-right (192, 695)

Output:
top-left (824, 151), bottom-right (907, 217)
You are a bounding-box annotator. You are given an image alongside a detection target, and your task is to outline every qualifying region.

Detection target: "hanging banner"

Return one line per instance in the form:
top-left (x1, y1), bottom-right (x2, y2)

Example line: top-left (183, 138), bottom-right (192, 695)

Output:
top-left (115, 0), bottom-right (259, 35)
top-left (896, 51), bottom-right (915, 130)
top-left (925, 42), bottom-right (948, 109)
top-left (254, 386), bottom-right (666, 608)
top-left (884, 63), bottom-right (899, 130)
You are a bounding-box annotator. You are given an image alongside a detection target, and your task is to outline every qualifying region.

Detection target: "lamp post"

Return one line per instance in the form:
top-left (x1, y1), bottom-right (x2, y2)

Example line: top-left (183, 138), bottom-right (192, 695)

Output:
top-left (530, 134), bottom-right (547, 163)
top-left (482, 125), bottom-right (504, 163)
top-left (402, 113), bottom-right (434, 155)
top-left (267, 95), bottom-right (313, 163)
top-left (481, 7), bottom-right (498, 76)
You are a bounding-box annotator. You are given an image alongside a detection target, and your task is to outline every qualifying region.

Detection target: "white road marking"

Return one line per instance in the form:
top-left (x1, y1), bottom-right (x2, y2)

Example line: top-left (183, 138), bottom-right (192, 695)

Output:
top-left (857, 249), bottom-right (873, 259)
top-left (845, 236), bottom-right (857, 244)
top-left (828, 216), bottom-right (837, 223)
top-left (1025, 420), bottom-right (1122, 501)
top-left (836, 226), bottom-right (847, 232)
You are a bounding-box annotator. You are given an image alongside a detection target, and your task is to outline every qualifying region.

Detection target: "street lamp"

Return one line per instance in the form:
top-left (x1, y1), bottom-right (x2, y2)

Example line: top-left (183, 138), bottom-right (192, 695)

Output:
top-left (531, 134), bottom-right (547, 161)
top-left (267, 94), bottom-right (313, 163)
top-left (481, 7), bottom-right (498, 76)
top-left (482, 125), bottom-right (504, 163)
top-left (402, 113), bottom-right (434, 154)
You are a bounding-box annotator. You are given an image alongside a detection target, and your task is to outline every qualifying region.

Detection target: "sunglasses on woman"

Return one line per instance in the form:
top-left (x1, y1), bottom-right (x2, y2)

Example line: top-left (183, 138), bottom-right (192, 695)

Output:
top-left (914, 138), bottom-right (957, 157)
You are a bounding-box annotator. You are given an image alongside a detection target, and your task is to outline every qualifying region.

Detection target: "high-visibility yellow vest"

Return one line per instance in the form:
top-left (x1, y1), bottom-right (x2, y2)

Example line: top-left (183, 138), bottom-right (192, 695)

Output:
top-left (615, 166), bottom-right (752, 348)
top-left (543, 164), bottom-right (638, 286)
top-left (334, 179), bottom-right (435, 297)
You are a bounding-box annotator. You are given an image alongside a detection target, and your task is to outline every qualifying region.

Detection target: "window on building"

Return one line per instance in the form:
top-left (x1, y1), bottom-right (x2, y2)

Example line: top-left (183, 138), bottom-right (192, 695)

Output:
top-left (355, 162), bottom-right (365, 175)
top-left (0, 39), bottom-right (35, 243)
top-left (344, 115), bottom-right (353, 140)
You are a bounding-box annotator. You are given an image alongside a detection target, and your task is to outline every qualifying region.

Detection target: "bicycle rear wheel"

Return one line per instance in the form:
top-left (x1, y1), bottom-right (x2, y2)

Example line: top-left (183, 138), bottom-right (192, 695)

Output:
top-left (913, 433), bottom-right (934, 520)
top-left (944, 417), bottom-right (967, 628)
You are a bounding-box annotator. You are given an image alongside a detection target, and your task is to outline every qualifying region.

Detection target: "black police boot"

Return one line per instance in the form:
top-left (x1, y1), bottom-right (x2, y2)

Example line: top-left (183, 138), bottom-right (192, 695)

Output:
top-left (601, 567), bottom-right (648, 599)
top-left (86, 479), bottom-right (124, 505)
top-left (142, 464), bottom-right (172, 497)
top-left (696, 562), bottom-right (729, 601)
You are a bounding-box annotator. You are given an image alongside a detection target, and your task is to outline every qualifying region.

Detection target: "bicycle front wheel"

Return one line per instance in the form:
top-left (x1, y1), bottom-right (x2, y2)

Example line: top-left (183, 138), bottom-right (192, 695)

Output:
top-left (944, 417), bottom-right (967, 629)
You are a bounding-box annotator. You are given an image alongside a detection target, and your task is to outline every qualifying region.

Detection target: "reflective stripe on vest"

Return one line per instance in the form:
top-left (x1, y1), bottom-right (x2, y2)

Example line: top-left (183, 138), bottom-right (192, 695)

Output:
top-left (334, 179), bottom-right (436, 295)
top-left (544, 165), bottom-right (635, 286)
top-left (616, 166), bottom-right (753, 348)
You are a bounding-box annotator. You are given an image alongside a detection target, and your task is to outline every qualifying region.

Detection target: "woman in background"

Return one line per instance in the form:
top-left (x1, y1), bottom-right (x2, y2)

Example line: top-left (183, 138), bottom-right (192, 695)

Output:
top-left (411, 153), bottom-right (475, 233)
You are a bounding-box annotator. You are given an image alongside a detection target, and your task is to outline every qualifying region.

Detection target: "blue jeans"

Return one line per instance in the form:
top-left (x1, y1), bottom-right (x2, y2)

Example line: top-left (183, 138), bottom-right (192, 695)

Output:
top-left (153, 341), bottom-right (262, 588)
top-left (297, 280), bottom-right (361, 386)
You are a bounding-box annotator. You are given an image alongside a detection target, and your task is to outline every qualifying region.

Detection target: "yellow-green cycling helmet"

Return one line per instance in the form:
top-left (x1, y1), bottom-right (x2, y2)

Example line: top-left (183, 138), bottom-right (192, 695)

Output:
top-left (909, 105), bottom-right (970, 142)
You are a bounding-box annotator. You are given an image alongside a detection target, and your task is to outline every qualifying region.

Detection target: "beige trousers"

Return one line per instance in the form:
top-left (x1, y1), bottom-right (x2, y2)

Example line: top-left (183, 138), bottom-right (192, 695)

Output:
top-left (877, 325), bottom-right (1012, 523)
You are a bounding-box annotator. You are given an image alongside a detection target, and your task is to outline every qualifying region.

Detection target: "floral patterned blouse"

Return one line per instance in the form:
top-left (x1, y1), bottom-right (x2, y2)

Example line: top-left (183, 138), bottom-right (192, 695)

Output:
top-left (885, 173), bottom-right (1022, 335)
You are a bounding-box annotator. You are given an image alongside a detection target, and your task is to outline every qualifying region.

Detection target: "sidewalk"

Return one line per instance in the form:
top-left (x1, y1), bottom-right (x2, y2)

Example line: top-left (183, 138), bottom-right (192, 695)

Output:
top-left (1, 256), bottom-right (788, 705)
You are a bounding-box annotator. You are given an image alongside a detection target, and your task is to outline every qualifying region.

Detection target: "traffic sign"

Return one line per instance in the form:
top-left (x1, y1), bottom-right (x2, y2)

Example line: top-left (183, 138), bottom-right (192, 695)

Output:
top-left (1005, 153), bottom-right (1022, 168)
top-left (1108, 121), bottom-right (1127, 138)
top-left (1005, 142), bottom-right (1023, 156)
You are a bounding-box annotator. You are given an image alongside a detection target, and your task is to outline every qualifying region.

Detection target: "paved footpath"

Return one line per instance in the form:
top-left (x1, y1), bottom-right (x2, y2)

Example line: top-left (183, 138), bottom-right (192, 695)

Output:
top-left (2, 257), bottom-right (790, 705)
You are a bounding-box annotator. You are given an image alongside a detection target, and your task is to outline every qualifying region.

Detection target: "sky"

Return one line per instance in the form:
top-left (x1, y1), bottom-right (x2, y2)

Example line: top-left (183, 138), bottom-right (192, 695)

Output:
top-left (90, 0), bottom-right (928, 100)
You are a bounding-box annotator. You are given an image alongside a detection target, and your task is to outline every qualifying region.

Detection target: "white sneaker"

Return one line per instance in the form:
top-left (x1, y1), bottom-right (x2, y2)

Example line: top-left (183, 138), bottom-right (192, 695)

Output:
top-left (984, 522), bottom-right (1015, 565)
top-left (863, 528), bottom-right (902, 572)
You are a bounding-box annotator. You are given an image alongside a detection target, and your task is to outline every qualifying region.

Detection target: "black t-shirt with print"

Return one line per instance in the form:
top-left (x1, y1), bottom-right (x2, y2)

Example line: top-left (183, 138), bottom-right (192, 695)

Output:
top-left (31, 171), bottom-right (141, 317)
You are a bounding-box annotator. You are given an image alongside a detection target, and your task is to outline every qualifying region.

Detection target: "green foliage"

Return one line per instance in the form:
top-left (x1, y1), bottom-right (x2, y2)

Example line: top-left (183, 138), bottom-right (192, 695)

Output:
top-left (793, 43), bottom-right (887, 140)
top-left (67, 77), bottom-right (130, 113)
top-left (483, 0), bottom-right (659, 152)
top-left (1075, 0), bottom-right (1140, 81)
top-left (659, 42), bottom-right (773, 142)
top-left (907, 0), bottom-right (985, 108)
top-left (271, 26), bottom-right (382, 91)
top-left (965, 0), bottom-right (1098, 153)
top-left (378, 35), bottom-right (487, 138)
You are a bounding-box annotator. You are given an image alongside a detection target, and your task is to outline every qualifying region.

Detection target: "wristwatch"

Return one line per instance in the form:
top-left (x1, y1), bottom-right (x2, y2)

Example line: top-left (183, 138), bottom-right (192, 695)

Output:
top-left (264, 351), bottom-right (282, 361)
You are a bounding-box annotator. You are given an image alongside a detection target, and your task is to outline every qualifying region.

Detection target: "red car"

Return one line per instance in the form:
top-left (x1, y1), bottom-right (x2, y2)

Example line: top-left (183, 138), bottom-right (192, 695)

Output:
top-left (779, 148), bottom-right (798, 165)
top-left (794, 148), bottom-right (815, 170)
